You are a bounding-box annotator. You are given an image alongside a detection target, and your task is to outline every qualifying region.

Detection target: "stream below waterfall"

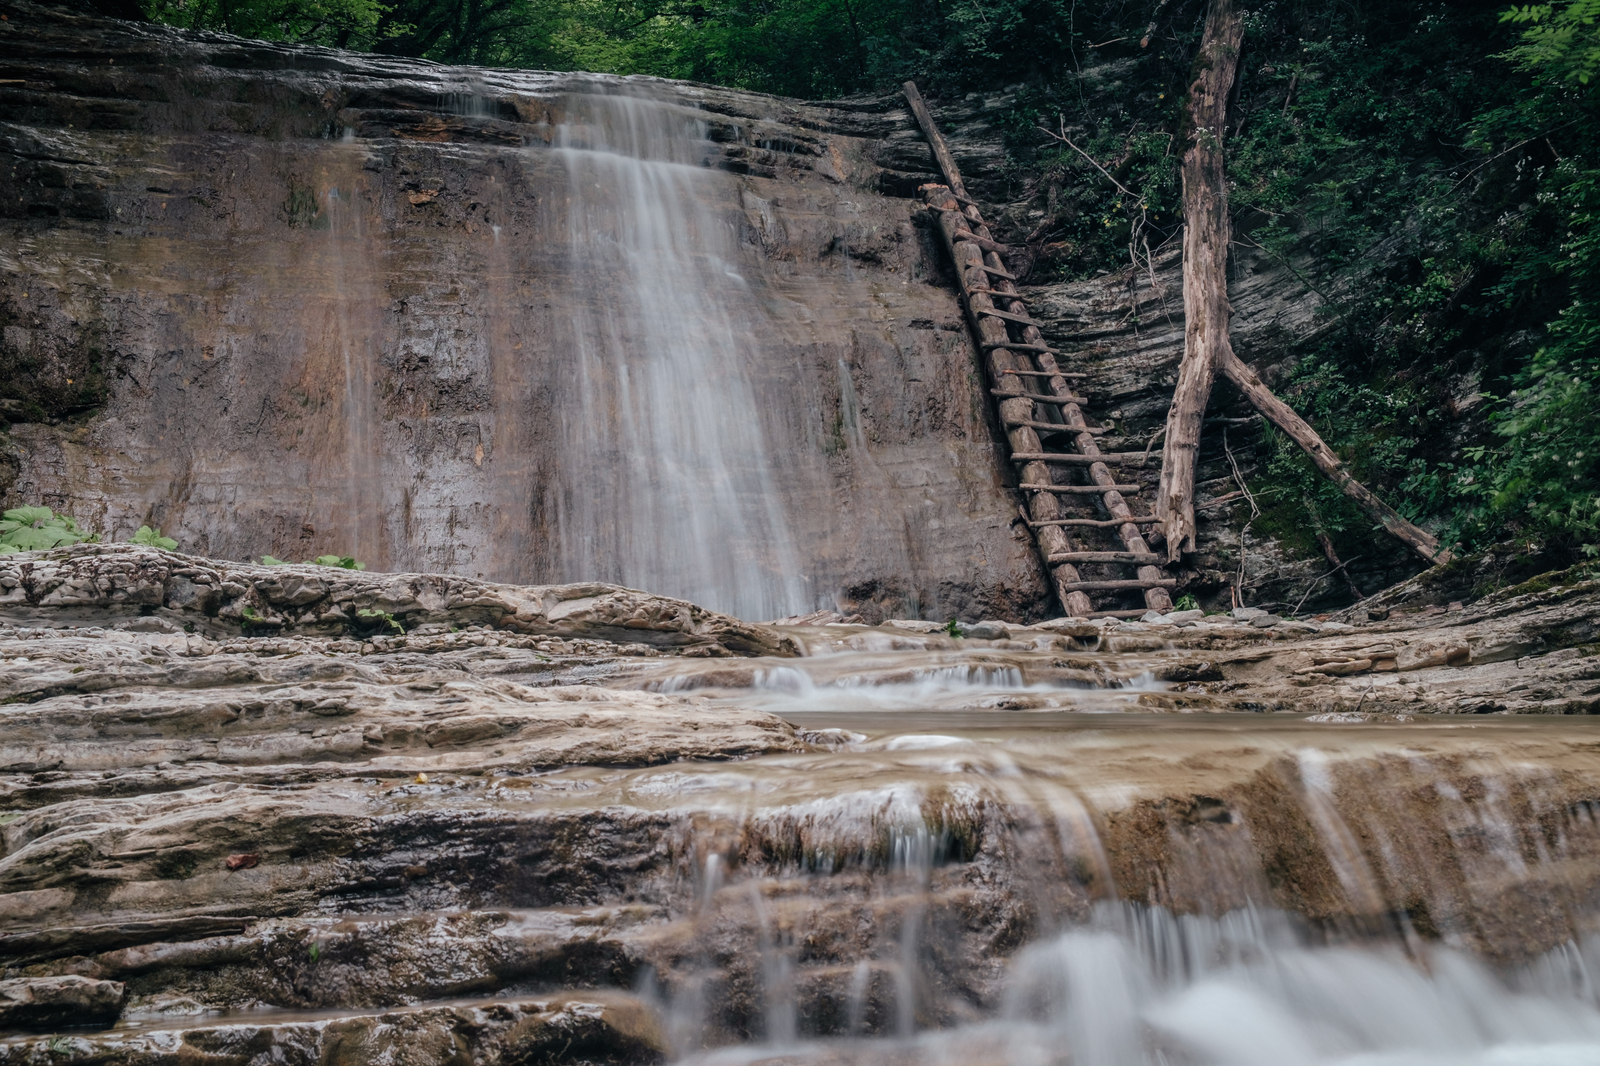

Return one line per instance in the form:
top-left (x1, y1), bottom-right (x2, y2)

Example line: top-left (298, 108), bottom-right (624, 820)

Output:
top-left (14, 625), bottom-right (1599, 1066)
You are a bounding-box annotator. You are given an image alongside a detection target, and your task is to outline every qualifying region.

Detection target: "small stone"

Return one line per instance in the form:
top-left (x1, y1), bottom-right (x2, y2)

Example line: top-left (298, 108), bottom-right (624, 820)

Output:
top-left (1140, 611), bottom-right (1173, 625)
top-left (1249, 614), bottom-right (1282, 628)
top-left (117, 617), bottom-right (182, 634)
top-left (1168, 609), bottom-right (1205, 624)
top-left (1232, 607), bottom-right (1267, 621)
top-left (960, 621), bottom-right (1009, 640)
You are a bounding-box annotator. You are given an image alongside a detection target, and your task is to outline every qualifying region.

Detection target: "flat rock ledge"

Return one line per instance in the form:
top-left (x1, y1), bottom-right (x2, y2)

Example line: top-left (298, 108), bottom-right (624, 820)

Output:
top-left (0, 545), bottom-right (797, 657)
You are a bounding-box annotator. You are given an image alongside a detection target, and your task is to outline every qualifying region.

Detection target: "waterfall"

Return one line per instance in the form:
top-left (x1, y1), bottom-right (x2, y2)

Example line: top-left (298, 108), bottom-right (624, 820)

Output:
top-left (538, 87), bottom-right (810, 622)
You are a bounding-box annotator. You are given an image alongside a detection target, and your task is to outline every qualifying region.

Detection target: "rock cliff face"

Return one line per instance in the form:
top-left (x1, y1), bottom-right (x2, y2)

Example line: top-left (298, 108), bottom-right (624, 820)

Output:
top-left (0, 1), bottom-right (1420, 625)
top-left (0, 0), bottom-right (1052, 623)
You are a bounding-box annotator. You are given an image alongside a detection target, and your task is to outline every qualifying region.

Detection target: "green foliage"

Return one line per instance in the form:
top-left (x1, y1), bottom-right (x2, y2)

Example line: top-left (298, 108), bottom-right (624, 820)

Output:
top-left (132, 525), bottom-right (179, 550)
top-left (1173, 594), bottom-right (1198, 612)
top-left (943, 618), bottom-right (961, 638)
top-left (356, 607), bottom-right (404, 634)
top-left (140, 0), bottom-right (1127, 99)
top-left (1212, 3), bottom-right (1600, 563)
top-left (1503, 1), bottom-right (1600, 85)
top-left (142, 0), bottom-right (392, 47)
top-left (1460, 155), bottom-right (1600, 550)
top-left (0, 507), bottom-right (98, 555)
top-left (260, 554), bottom-right (366, 568)
top-left (315, 555), bottom-right (366, 570)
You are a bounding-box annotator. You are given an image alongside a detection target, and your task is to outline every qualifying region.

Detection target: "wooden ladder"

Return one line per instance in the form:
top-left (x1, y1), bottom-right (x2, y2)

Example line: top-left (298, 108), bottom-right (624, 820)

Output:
top-left (904, 83), bottom-right (1175, 619)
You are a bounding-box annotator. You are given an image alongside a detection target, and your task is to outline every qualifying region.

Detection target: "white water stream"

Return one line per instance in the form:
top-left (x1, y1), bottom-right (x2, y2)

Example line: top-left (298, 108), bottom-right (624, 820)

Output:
top-left (676, 906), bottom-right (1600, 1066)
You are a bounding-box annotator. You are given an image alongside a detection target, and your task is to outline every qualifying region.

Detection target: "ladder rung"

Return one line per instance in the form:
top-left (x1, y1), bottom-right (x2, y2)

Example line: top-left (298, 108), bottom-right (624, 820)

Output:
top-left (1002, 369), bottom-right (1088, 379)
top-left (976, 264), bottom-right (1018, 281)
top-left (1048, 551), bottom-right (1164, 565)
top-left (1018, 483), bottom-right (1141, 494)
top-left (992, 389), bottom-right (1087, 405)
top-left (982, 342), bottom-right (1062, 355)
top-left (951, 230), bottom-right (1013, 253)
top-left (1029, 516), bottom-right (1161, 527)
top-left (973, 288), bottom-right (1027, 303)
top-left (1058, 578), bottom-right (1177, 591)
top-left (974, 307), bottom-right (1045, 328)
top-left (1003, 418), bottom-right (1108, 434)
top-left (1010, 452), bottom-right (1149, 464)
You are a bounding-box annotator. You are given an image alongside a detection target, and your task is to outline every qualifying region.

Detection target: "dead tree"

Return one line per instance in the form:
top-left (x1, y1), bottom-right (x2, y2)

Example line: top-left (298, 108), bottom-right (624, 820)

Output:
top-left (1156, 0), bottom-right (1450, 569)
top-left (1156, 0), bottom-right (1243, 563)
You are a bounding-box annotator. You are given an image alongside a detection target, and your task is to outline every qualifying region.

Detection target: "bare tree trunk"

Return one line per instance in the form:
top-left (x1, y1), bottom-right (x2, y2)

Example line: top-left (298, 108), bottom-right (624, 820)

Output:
top-left (1156, 0), bottom-right (1245, 563)
top-left (1218, 349), bottom-right (1449, 565)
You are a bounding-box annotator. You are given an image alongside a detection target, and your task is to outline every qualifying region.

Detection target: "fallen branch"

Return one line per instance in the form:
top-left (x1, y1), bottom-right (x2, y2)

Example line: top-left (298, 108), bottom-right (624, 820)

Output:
top-left (1292, 553), bottom-right (1364, 616)
top-left (1217, 348), bottom-right (1448, 566)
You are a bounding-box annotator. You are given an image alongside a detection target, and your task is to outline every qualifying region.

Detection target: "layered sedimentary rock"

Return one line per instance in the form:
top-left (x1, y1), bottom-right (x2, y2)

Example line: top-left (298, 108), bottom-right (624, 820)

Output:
top-left (3, 547), bottom-right (1600, 1060)
top-left (0, 0), bottom-right (1046, 623)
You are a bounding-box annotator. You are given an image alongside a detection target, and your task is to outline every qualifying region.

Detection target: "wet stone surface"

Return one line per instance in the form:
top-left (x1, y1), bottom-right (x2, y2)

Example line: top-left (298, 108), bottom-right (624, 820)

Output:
top-left (3, 549), bottom-right (1600, 1060)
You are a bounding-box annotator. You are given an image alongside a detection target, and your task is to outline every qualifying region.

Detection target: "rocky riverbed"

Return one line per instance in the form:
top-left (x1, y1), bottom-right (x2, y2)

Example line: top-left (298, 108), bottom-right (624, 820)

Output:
top-left (2, 547), bottom-right (1600, 1061)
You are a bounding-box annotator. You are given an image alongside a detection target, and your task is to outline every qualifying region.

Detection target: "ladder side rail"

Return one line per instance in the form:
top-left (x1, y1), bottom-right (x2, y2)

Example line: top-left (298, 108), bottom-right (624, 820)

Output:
top-left (921, 187), bottom-right (1094, 616)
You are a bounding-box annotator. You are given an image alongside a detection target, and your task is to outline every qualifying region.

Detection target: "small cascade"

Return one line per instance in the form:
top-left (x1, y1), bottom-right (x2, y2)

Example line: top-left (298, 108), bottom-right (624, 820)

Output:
top-left (537, 88), bottom-right (811, 621)
top-left (539, 703), bottom-right (1600, 1064)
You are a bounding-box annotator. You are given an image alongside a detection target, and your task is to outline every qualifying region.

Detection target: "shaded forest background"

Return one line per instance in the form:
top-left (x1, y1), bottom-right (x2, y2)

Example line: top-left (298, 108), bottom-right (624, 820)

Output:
top-left (124, 0), bottom-right (1600, 567)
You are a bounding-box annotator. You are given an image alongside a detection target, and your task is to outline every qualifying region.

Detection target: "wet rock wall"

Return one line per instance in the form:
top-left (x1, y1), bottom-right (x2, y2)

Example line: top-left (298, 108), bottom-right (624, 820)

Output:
top-left (0, 0), bottom-right (1046, 623)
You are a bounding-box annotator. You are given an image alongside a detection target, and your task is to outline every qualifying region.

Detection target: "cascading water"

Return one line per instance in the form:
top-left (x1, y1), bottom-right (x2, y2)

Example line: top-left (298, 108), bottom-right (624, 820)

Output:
top-left (538, 88), bottom-right (811, 621)
top-left (626, 713), bottom-right (1600, 1066)
top-left (566, 637), bottom-right (1600, 1066)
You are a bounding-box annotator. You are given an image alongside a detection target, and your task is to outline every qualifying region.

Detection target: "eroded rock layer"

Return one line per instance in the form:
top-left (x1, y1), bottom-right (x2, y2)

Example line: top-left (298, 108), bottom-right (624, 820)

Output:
top-left (1, 548), bottom-right (1599, 1060)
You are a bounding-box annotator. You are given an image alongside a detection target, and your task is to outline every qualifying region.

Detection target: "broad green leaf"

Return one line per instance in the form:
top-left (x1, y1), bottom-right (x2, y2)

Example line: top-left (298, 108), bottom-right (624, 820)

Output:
top-left (133, 526), bottom-right (180, 550)
top-left (2, 507), bottom-right (53, 527)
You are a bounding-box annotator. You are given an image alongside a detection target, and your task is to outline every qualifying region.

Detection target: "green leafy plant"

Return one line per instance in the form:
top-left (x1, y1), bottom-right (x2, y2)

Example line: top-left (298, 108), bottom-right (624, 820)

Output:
top-left (1174, 594), bottom-right (1199, 612)
top-left (259, 554), bottom-right (366, 569)
top-left (356, 607), bottom-right (404, 635)
top-left (132, 525), bottom-right (179, 550)
top-left (0, 507), bottom-right (98, 555)
top-left (944, 618), bottom-right (962, 638)
top-left (315, 555), bottom-right (366, 570)
top-left (1503, 1), bottom-right (1600, 86)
